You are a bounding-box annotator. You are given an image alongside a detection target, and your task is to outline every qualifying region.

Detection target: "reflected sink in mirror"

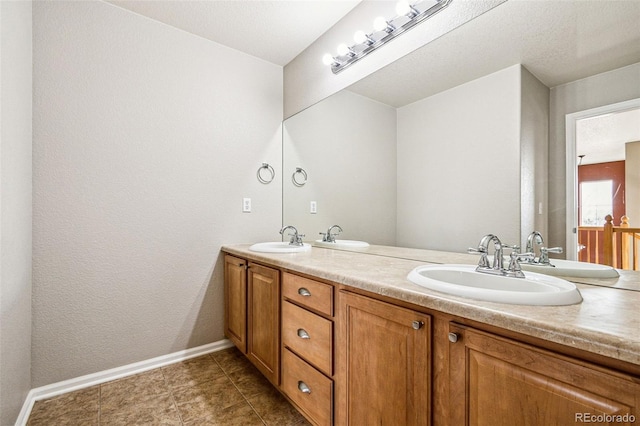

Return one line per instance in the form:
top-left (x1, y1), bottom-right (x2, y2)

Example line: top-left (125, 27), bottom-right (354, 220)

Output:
top-left (519, 259), bottom-right (619, 279)
top-left (314, 240), bottom-right (370, 249)
top-left (249, 242), bottom-right (312, 253)
top-left (488, 256), bottom-right (620, 279)
top-left (407, 264), bottom-right (582, 306)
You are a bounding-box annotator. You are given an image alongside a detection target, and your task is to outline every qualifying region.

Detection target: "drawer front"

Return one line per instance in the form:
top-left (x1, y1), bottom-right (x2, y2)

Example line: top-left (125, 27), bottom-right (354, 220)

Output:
top-left (282, 272), bottom-right (333, 316)
top-left (282, 301), bottom-right (333, 375)
top-left (282, 349), bottom-right (333, 426)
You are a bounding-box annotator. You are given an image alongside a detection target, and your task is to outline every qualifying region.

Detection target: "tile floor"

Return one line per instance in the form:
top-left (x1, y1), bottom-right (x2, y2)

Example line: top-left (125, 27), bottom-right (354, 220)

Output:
top-left (27, 347), bottom-right (310, 425)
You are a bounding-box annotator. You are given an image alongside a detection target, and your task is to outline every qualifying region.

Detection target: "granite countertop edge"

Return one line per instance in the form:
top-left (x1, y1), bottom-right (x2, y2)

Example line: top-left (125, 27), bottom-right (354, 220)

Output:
top-left (221, 244), bottom-right (640, 366)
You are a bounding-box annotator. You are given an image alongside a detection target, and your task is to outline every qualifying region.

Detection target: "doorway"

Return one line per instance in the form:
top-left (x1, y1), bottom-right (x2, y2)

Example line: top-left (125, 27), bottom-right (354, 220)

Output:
top-left (565, 98), bottom-right (640, 261)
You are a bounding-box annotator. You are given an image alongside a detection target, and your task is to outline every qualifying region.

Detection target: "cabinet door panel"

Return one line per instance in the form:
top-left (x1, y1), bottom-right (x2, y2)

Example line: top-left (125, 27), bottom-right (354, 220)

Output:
top-left (449, 324), bottom-right (640, 426)
top-left (248, 262), bottom-right (280, 386)
top-left (338, 291), bottom-right (431, 426)
top-left (224, 255), bottom-right (247, 352)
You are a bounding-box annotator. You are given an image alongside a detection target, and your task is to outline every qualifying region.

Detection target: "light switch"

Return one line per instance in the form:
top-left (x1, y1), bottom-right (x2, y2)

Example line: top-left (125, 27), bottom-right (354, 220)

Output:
top-left (310, 201), bottom-right (317, 214)
top-left (243, 198), bottom-right (251, 213)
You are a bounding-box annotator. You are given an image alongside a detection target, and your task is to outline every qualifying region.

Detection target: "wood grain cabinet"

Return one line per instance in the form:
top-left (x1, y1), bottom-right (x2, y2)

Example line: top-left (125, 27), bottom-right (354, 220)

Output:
top-left (224, 253), bottom-right (640, 426)
top-left (448, 323), bottom-right (640, 426)
top-left (337, 291), bottom-right (432, 426)
top-left (281, 272), bottom-right (335, 426)
top-left (224, 255), bottom-right (247, 352)
top-left (224, 255), bottom-right (280, 386)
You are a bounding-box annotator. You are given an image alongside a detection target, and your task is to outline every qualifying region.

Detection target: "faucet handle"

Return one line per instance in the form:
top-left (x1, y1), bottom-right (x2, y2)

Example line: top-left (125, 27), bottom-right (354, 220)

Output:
top-left (468, 247), bottom-right (490, 268)
top-left (539, 246), bottom-right (563, 266)
top-left (541, 246), bottom-right (563, 254)
top-left (506, 251), bottom-right (534, 278)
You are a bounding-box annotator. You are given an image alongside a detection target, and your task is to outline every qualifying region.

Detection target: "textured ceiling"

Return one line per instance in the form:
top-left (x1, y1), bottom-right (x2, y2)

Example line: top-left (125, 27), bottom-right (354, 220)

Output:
top-left (577, 109), bottom-right (640, 165)
top-left (348, 0), bottom-right (640, 107)
top-left (106, 0), bottom-right (362, 66)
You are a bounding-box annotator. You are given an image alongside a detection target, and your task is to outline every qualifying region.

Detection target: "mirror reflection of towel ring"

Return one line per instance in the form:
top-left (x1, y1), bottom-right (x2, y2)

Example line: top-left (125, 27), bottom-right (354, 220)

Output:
top-left (257, 163), bottom-right (275, 184)
top-left (292, 167), bottom-right (307, 187)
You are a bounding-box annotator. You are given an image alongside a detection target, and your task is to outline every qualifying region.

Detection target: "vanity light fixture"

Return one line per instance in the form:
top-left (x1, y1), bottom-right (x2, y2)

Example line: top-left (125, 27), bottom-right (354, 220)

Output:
top-left (323, 0), bottom-right (452, 74)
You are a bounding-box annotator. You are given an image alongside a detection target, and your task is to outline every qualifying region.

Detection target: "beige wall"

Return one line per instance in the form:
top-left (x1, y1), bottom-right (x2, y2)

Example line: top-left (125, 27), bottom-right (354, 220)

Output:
top-left (549, 62), bottom-right (640, 252)
top-left (32, 0), bottom-right (282, 387)
top-left (283, 90), bottom-right (397, 245)
top-left (396, 65), bottom-right (522, 252)
top-left (626, 141), bottom-right (640, 226)
top-left (520, 66), bottom-right (550, 245)
top-left (0, 1), bottom-right (33, 424)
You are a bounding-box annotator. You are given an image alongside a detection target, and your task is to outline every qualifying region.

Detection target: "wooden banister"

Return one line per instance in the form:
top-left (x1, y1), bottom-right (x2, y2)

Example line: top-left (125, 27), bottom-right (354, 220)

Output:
top-left (603, 215), bottom-right (614, 267)
top-left (602, 215), bottom-right (640, 270)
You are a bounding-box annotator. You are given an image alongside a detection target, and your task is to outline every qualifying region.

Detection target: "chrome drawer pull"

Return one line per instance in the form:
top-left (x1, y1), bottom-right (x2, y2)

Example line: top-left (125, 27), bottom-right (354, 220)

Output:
top-left (298, 381), bottom-right (311, 394)
top-left (297, 329), bottom-right (310, 339)
top-left (298, 287), bottom-right (311, 297)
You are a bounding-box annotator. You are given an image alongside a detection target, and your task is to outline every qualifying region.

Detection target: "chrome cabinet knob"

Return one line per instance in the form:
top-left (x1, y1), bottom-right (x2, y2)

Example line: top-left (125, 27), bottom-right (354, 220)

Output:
top-left (411, 320), bottom-right (424, 330)
top-left (448, 332), bottom-right (460, 343)
top-left (298, 381), bottom-right (311, 394)
top-left (298, 287), bottom-right (311, 297)
top-left (297, 329), bottom-right (310, 339)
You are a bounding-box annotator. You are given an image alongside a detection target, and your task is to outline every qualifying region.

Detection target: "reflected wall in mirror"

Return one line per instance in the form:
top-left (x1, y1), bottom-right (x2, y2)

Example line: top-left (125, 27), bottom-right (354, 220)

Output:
top-left (284, 0), bottom-right (640, 257)
top-left (284, 64), bottom-right (546, 252)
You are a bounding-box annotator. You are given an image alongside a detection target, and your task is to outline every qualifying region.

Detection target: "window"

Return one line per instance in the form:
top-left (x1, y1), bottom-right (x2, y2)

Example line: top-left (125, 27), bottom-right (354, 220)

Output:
top-left (580, 180), bottom-right (613, 226)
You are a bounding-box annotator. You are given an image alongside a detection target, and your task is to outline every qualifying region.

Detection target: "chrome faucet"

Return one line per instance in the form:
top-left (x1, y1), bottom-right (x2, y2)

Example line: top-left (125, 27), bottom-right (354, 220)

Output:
top-left (280, 225), bottom-right (305, 246)
top-left (525, 231), bottom-right (563, 266)
top-left (469, 234), bottom-right (534, 278)
top-left (319, 225), bottom-right (343, 243)
top-left (472, 234), bottom-right (504, 272)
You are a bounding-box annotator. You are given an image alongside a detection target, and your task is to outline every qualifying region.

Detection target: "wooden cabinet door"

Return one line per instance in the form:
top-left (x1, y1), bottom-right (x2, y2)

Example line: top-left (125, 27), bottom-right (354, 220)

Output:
top-left (337, 291), bottom-right (431, 426)
top-left (449, 323), bottom-right (640, 426)
top-left (248, 262), bottom-right (281, 386)
top-left (224, 255), bottom-right (247, 352)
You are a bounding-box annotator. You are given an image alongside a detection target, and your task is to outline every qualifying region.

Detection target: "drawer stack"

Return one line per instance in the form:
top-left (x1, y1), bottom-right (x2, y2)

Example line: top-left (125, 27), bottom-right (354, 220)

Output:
top-left (281, 272), bottom-right (335, 426)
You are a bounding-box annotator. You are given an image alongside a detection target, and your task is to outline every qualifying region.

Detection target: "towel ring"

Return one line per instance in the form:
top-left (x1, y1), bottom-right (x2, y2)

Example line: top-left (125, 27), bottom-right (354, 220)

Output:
top-left (257, 163), bottom-right (275, 184)
top-left (292, 167), bottom-right (308, 187)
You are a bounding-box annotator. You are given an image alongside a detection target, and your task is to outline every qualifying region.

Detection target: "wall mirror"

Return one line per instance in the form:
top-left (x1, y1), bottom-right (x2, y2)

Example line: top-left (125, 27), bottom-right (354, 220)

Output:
top-left (283, 0), bottom-right (640, 257)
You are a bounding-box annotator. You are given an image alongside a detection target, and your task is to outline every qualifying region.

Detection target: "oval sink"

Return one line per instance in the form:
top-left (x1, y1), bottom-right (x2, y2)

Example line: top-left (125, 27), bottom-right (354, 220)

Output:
top-left (314, 239), bottom-right (370, 249)
top-left (249, 242), bottom-right (312, 253)
top-left (519, 259), bottom-right (619, 278)
top-left (407, 264), bottom-right (582, 306)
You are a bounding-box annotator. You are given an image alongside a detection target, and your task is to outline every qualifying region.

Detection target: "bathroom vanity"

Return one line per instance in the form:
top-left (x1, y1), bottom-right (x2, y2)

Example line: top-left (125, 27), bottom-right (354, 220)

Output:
top-left (222, 244), bottom-right (640, 426)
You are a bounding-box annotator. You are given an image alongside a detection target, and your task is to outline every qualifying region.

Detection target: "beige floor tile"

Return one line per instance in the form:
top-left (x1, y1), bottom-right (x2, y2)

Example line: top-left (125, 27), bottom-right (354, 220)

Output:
top-left (99, 393), bottom-right (181, 425)
top-left (27, 386), bottom-right (99, 426)
top-left (100, 369), bottom-right (170, 413)
top-left (212, 347), bottom-right (253, 374)
top-left (247, 388), bottom-right (310, 426)
top-left (162, 355), bottom-right (225, 390)
top-left (181, 401), bottom-right (264, 426)
top-left (226, 364), bottom-right (274, 398)
top-left (172, 375), bottom-right (246, 424)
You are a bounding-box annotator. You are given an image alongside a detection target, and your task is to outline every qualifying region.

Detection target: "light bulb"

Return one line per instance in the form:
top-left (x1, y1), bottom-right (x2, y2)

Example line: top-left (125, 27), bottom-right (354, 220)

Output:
top-left (396, 0), bottom-right (411, 16)
top-left (354, 30), bottom-right (367, 44)
top-left (322, 53), bottom-right (335, 66)
top-left (337, 43), bottom-right (350, 56)
top-left (373, 16), bottom-right (388, 32)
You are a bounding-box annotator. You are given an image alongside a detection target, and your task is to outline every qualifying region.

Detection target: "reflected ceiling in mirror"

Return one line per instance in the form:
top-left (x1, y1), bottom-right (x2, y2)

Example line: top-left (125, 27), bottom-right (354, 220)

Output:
top-left (283, 0), bottom-right (640, 257)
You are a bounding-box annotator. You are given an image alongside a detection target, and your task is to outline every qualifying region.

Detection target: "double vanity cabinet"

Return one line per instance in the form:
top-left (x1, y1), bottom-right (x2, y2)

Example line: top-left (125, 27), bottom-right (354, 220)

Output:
top-left (223, 246), bottom-right (640, 425)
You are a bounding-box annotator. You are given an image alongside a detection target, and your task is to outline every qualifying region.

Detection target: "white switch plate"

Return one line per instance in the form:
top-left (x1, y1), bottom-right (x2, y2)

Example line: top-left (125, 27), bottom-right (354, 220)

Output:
top-left (243, 198), bottom-right (251, 213)
top-left (310, 201), bottom-right (317, 214)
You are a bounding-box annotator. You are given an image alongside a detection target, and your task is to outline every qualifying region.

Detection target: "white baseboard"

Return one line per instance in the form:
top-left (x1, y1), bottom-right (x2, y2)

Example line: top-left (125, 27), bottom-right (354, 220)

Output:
top-left (14, 339), bottom-right (234, 426)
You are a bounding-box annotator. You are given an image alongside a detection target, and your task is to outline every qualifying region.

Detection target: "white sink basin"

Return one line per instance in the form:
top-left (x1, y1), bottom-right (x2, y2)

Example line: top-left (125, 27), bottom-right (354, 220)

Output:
top-left (249, 242), bottom-right (312, 253)
top-left (314, 239), bottom-right (370, 249)
top-left (407, 264), bottom-right (582, 306)
top-left (519, 259), bottom-right (619, 278)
